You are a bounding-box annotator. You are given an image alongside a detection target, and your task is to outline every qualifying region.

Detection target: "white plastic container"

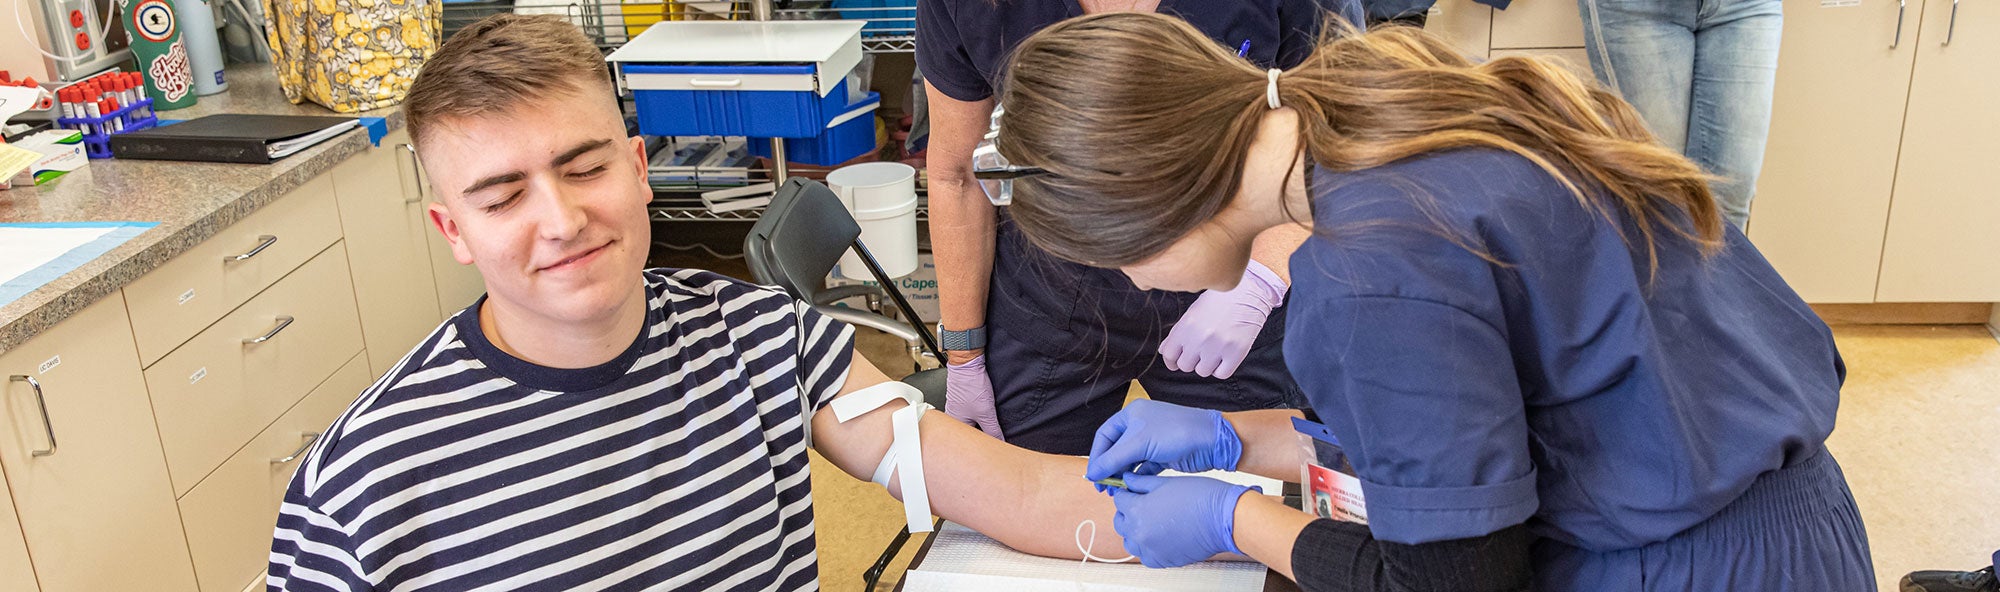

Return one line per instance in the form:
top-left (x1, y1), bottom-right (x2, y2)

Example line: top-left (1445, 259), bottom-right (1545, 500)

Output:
top-left (828, 162), bottom-right (919, 280)
top-left (173, 0), bottom-right (228, 95)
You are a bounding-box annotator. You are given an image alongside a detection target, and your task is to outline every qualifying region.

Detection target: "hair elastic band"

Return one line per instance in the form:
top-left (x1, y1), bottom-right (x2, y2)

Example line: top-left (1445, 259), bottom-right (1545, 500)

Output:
top-left (1266, 68), bottom-right (1282, 109)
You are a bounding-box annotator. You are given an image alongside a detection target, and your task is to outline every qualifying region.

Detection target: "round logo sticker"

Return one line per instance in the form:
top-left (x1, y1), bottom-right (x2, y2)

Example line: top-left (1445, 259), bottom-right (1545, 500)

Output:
top-left (132, 0), bottom-right (176, 43)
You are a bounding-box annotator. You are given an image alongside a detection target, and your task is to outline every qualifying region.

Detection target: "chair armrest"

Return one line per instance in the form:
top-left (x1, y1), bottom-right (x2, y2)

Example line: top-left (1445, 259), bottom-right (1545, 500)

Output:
top-left (812, 304), bottom-right (924, 344)
top-left (814, 284), bottom-right (883, 307)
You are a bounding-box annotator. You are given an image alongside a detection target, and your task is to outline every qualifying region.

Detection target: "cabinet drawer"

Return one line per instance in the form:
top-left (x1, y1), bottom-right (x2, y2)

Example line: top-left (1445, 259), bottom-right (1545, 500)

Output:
top-left (180, 351), bottom-right (371, 592)
top-left (147, 242), bottom-right (364, 497)
top-left (1493, 0), bottom-right (1587, 49)
top-left (126, 175), bottom-right (343, 367)
top-left (1430, 0), bottom-right (1495, 59)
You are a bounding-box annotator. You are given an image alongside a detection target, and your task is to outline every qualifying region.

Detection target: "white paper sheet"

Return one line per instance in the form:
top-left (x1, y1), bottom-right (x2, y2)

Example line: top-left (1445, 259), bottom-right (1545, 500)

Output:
top-left (0, 226), bottom-right (120, 285)
top-left (901, 521), bottom-right (1268, 592)
top-left (1161, 469), bottom-right (1284, 495)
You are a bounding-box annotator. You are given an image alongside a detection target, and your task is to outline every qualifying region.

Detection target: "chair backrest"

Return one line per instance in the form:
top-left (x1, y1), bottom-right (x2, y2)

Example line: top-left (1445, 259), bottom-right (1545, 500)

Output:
top-left (747, 178), bottom-right (943, 358)
top-left (745, 178), bottom-right (863, 302)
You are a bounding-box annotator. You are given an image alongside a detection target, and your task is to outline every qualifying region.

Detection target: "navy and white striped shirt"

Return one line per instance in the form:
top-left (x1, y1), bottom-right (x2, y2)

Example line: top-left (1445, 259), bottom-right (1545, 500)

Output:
top-left (269, 268), bottom-right (856, 591)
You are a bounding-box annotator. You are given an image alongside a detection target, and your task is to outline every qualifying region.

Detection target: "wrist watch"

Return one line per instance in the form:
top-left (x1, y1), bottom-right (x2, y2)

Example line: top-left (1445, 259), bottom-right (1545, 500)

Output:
top-left (936, 324), bottom-right (987, 351)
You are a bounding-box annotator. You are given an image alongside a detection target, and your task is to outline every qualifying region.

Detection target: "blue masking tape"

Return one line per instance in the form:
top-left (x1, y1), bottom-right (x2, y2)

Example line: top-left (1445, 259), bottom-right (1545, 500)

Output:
top-left (0, 222), bottom-right (159, 306)
top-left (360, 117), bottom-right (388, 146)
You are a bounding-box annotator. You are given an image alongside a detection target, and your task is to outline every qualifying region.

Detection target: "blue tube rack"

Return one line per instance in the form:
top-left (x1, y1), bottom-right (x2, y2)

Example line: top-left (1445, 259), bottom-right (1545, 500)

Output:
top-left (55, 97), bottom-right (159, 159)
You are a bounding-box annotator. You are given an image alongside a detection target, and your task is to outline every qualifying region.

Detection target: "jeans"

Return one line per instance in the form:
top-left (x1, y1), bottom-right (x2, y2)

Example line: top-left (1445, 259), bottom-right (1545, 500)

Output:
top-left (1577, 0), bottom-right (1783, 230)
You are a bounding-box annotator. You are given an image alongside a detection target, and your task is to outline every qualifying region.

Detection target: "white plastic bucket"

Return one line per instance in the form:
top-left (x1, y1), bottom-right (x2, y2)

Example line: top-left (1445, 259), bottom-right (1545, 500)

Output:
top-left (827, 162), bottom-right (919, 280)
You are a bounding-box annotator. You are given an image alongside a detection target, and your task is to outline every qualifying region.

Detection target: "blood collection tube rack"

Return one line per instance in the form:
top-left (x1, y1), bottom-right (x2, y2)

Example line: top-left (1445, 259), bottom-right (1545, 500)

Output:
top-left (55, 97), bottom-right (159, 159)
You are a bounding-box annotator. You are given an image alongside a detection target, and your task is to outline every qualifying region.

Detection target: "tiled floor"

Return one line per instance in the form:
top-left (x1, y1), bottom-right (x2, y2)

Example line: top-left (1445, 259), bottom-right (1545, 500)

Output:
top-left (1824, 325), bottom-right (2000, 590)
top-left (665, 235), bottom-right (2000, 591)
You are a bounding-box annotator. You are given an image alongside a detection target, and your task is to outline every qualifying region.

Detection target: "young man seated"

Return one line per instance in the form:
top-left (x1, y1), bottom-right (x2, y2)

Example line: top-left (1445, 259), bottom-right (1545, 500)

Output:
top-left (266, 15), bottom-right (1139, 590)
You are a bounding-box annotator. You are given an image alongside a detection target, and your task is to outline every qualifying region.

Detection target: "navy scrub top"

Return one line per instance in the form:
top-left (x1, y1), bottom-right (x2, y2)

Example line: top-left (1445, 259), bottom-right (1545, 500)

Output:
top-left (916, 0), bottom-right (1363, 103)
top-left (1284, 148), bottom-right (1846, 551)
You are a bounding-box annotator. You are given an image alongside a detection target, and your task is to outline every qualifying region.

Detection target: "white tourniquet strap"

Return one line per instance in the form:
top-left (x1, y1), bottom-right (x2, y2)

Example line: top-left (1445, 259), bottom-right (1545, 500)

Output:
top-left (831, 381), bottom-right (935, 533)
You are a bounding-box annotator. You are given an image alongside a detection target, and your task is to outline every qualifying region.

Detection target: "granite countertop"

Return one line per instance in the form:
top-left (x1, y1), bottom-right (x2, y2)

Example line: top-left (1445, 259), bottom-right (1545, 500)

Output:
top-left (0, 64), bottom-right (405, 356)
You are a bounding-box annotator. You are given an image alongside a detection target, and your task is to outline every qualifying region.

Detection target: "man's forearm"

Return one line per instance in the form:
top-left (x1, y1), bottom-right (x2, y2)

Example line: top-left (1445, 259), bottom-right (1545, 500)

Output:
top-left (893, 413), bottom-right (1125, 559)
top-left (999, 454), bottom-right (1130, 559)
top-left (812, 354), bottom-right (1123, 559)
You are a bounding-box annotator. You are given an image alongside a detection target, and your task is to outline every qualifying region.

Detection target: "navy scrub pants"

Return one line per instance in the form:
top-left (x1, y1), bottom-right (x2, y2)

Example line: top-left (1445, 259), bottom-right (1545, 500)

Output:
top-left (984, 217), bottom-right (1309, 455)
top-left (1533, 448), bottom-right (1877, 591)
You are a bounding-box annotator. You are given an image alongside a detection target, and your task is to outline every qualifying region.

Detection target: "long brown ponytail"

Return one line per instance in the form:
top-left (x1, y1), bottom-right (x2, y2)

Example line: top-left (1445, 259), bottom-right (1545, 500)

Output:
top-left (995, 13), bottom-right (1723, 273)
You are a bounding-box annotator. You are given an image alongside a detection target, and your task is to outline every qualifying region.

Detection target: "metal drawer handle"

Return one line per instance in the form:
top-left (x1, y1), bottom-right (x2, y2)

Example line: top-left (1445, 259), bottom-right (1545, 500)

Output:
top-left (399, 143), bottom-right (426, 203)
top-left (10, 376), bottom-right (57, 457)
top-left (226, 235), bottom-right (279, 263)
top-left (243, 315), bottom-right (296, 345)
top-left (1891, 0), bottom-right (1906, 48)
top-left (272, 432), bottom-right (322, 465)
top-left (1943, 0), bottom-right (1959, 45)
top-left (688, 78), bottom-right (744, 88)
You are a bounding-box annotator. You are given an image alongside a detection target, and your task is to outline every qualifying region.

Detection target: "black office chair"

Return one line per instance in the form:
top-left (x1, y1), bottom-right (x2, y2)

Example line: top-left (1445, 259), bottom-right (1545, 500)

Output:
top-left (745, 177), bottom-right (946, 590)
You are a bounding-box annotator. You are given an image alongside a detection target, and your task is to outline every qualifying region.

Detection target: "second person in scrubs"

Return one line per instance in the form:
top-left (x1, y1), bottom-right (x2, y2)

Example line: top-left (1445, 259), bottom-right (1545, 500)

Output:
top-left (916, 0), bottom-right (1361, 453)
top-left (991, 13), bottom-right (1873, 591)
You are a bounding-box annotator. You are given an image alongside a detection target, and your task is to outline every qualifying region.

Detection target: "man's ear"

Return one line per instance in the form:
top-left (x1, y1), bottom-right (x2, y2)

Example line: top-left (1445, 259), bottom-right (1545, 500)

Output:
top-left (429, 202), bottom-right (476, 265)
top-left (628, 135), bottom-right (649, 176)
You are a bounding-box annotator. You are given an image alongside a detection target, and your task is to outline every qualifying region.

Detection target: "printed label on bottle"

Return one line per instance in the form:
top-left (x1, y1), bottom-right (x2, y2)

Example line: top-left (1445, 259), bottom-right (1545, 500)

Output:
top-left (152, 41), bottom-right (194, 102)
top-left (133, 0), bottom-right (177, 42)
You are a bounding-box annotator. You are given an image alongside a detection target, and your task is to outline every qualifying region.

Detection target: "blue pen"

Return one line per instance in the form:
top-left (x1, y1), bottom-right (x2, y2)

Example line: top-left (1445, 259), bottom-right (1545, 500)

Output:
top-left (1236, 39), bottom-right (1252, 57)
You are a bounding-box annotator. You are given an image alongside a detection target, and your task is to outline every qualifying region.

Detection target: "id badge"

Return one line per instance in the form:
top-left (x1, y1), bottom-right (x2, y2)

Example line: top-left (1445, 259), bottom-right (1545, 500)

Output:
top-left (1293, 416), bottom-right (1367, 524)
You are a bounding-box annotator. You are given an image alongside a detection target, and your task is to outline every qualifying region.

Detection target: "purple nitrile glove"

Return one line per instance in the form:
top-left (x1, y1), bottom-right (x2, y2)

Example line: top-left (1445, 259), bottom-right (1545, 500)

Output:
top-left (1085, 399), bottom-right (1243, 493)
top-left (945, 354), bottom-right (1004, 440)
top-left (1111, 473), bottom-right (1259, 568)
top-left (1159, 260), bottom-right (1288, 379)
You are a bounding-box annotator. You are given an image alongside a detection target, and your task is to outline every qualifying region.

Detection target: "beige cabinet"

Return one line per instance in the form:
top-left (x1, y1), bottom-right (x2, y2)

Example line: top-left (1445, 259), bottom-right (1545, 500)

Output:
top-left (1427, 0), bottom-right (1590, 58)
top-left (123, 177), bottom-right (344, 367)
top-left (1751, 0), bottom-right (1997, 303)
top-left (179, 351), bottom-right (372, 592)
top-left (334, 128), bottom-right (446, 375)
top-left (2, 124), bottom-right (483, 591)
top-left (1874, 0), bottom-right (2000, 301)
top-left (1748, 0), bottom-right (1923, 302)
top-left (1492, 0), bottom-right (1587, 48)
top-left (1429, 0), bottom-right (1495, 58)
top-left (147, 244), bottom-right (366, 496)
top-left (0, 296), bottom-right (199, 592)
top-left (0, 468), bottom-right (39, 592)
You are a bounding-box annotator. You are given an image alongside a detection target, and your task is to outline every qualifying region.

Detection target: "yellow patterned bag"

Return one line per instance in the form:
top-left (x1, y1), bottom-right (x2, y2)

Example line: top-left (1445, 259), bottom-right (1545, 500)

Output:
top-left (263, 0), bottom-right (442, 112)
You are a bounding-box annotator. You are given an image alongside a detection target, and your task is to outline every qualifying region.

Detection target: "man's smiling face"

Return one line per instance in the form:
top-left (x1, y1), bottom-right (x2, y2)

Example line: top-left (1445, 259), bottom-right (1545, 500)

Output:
top-left (421, 84), bottom-right (654, 328)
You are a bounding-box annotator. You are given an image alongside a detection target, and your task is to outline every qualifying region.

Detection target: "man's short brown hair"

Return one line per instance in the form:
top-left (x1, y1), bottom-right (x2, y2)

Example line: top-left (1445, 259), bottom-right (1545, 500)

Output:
top-left (403, 14), bottom-right (612, 149)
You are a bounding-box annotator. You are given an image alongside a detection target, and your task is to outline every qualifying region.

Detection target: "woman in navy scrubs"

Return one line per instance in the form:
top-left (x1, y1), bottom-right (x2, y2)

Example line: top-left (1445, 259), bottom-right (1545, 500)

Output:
top-left (986, 13), bottom-right (1874, 591)
top-left (916, 0), bottom-right (1361, 454)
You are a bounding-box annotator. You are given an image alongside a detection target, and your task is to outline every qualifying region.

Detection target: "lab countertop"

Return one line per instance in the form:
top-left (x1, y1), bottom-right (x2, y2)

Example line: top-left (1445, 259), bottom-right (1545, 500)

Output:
top-left (0, 64), bottom-right (404, 356)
